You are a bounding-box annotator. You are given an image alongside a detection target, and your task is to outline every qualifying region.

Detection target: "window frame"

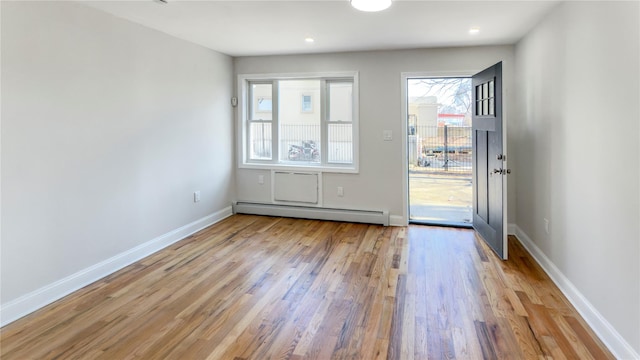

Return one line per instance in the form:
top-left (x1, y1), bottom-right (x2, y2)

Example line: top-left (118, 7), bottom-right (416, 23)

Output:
top-left (247, 81), bottom-right (276, 162)
top-left (237, 72), bottom-right (359, 173)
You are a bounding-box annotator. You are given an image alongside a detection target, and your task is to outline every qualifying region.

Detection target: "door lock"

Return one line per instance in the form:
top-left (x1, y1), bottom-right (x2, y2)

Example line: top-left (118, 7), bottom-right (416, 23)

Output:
top-left (492, 168), bottom-right (512, 175)
top-left (497, 154), bottom-right (506, 161)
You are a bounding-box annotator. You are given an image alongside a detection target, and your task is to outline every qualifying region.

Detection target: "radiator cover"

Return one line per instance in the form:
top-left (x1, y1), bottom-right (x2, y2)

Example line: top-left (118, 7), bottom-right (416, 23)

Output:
top-left (273, 171), bottom-right (318, 204)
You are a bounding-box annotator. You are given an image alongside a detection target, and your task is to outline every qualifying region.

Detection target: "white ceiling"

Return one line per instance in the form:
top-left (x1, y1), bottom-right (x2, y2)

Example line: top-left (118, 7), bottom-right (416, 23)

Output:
top-left (83, 0), bottom-right (560, 57)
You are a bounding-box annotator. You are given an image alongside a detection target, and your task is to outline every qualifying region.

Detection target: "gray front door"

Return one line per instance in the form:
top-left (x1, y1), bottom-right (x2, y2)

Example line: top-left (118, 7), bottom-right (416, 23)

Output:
top-left (472, 62), bottom-right (507, 259)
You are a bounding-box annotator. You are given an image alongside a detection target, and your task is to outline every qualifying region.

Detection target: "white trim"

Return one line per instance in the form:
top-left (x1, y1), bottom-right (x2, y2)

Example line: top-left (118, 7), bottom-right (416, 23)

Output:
top-left (512, 225), bottom-right (639, 360)
top-left (240, 163), bottom-right (358, 174)
top-left (500, 64), bottom-right (509, 260)
top-left (0, 206), bottom-right (233, 327)
top-left (400, 74), bottom-right (409, 225)
top-left (389, 215), bottom-right (406, 227)
top-left (238, 71), bottom-right (359, 81)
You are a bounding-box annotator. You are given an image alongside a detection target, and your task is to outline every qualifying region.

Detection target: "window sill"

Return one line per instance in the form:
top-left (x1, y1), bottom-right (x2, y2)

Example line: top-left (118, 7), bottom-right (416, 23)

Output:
top-left (239, 162), bottom-right (358, 174)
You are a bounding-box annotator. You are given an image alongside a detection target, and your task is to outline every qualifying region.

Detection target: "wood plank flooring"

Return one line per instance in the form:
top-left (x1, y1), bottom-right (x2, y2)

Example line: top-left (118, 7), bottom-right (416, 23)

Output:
top-left (0, 215), bottom-right (614, 359)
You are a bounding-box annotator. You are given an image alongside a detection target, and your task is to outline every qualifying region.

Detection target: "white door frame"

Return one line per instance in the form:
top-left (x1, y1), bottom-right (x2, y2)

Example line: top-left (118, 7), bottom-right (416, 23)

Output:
top-left (400, 70), bottom-right (481, 226)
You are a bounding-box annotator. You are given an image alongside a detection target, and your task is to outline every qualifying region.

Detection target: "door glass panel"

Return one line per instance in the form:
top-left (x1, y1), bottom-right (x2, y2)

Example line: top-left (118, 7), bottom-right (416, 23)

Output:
top-left (473, 80), bottom-right (497, 116)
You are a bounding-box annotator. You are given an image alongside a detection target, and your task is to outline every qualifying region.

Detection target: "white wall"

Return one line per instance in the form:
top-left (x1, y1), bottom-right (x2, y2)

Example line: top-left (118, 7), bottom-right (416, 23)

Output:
top-left (234, 46), bottom-right (516, 223)
top-left (1, 1), bottom-right (234, 316)
top-left (514, 1), bottom-right (639, 357)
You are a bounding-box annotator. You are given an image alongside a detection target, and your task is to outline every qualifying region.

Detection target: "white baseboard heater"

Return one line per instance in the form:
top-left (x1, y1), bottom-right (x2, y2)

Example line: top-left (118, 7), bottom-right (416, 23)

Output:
top-left (232, 202), bottom-right (389, 226)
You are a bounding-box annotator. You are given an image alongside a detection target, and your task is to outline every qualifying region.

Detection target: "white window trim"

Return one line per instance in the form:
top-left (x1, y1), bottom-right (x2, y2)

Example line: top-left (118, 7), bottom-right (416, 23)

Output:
top-left (237, 71), bottom-right (359, 174)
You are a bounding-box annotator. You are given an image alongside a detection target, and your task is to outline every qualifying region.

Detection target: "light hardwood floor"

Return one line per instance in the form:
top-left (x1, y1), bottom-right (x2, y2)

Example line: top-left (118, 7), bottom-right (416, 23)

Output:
top-left (0, 215), bottom-right (613, 359)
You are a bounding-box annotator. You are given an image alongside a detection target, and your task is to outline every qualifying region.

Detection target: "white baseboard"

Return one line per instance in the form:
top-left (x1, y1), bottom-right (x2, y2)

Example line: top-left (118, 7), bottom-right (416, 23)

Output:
top-left (0, 206), bottom-right (233, 327)
top-left (511, 224), bottom-right (639, 360)
top-left (389, 215), bottom-right (406, 227)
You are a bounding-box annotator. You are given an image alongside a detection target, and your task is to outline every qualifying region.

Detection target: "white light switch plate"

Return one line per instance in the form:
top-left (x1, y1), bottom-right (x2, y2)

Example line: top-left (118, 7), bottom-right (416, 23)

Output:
top-left (383, 130), bottom-right (392, 141)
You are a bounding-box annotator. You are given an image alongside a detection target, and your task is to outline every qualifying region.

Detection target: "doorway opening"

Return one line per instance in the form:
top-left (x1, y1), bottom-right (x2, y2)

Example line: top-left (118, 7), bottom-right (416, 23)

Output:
top-left (407, 77), bottom-right (473, 227)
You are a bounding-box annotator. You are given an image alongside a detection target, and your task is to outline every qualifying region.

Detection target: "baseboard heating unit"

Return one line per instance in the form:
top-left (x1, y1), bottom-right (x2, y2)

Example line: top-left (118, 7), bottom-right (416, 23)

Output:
top-left (232, 202), bottom-right (389, 226)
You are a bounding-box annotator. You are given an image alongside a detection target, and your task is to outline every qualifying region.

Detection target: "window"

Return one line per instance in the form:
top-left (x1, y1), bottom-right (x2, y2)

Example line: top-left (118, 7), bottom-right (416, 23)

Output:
top-left (256, 97), bottom-right (272, 113)
top-left (248, 83), bottom-right (273, 160)
top-left (239, 72), bottom-right (358, 172)
top-left (327, 81), bottom-right (353, 164)
top-left (301, 94), bottom-right (313, 113)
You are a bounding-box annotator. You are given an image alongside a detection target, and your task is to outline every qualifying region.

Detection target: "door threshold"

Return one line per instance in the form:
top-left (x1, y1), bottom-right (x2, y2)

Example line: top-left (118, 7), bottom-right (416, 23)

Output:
top-left (409, 219), bottom-right (473, 229)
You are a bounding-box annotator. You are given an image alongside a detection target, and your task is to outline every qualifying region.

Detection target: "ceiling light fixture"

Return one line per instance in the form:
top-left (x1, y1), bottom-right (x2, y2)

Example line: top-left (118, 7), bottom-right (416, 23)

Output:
top-left (469, 27), bottom-right (480, 34)
top-left (305, 37), bottom-right (315, 43)
top-left (351, 0), bottom-right (392, 12)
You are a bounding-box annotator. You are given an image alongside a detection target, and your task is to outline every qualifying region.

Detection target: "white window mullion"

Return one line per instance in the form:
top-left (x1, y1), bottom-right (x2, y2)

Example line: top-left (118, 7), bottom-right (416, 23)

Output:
top-left (272, 80), bottom-right (279, 164)
top-left (246, 79), bottom-right (253, 163)
top-left (320, 79), bottom-right (328, 166)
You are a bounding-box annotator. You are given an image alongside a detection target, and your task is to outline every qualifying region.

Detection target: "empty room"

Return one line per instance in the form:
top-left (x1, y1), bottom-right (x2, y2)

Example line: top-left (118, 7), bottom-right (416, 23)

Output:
top-left (1, 1), bottom-right (638, 359)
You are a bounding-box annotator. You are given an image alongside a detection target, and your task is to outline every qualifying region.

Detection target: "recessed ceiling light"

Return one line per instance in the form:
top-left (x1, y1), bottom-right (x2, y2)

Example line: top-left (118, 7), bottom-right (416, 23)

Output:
top-left (351, 0), bottom-right (392, 12)
top-left (469, 27), bottom-right (480, 35)
top-left (305, 37), bottom-right (315, 43)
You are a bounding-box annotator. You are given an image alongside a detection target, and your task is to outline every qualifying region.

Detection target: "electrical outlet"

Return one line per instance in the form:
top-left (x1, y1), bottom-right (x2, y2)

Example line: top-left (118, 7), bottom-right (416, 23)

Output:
top-left (194, 191), bottom-right (201, 203)
top-left (258, 175), bottom-right (265, 185)
top-left (337, 186), bottom-right (344, 197)
top-left (544, 218), bottom-right (549, 234)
